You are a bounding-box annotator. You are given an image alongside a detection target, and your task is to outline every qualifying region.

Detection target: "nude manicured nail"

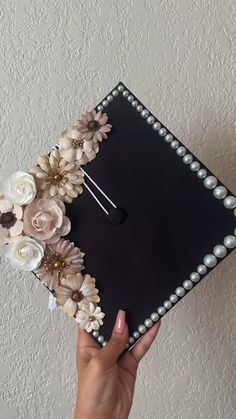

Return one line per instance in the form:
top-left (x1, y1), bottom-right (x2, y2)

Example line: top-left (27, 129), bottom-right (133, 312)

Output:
top-left (114, 310), bottom-right (126, 333)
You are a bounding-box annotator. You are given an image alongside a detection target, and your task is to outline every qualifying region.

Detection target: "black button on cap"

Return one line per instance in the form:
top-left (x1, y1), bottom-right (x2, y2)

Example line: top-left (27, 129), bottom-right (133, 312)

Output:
top-left (108, 207), bottom-right (126, 224)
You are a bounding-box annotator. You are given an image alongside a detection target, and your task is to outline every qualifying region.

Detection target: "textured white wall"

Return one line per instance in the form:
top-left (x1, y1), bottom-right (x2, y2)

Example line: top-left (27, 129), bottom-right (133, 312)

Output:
top-left (0, 1), bottom-right (236, 418)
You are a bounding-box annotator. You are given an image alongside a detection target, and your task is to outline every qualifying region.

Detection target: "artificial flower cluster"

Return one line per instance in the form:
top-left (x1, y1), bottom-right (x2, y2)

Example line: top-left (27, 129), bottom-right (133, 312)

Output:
top-left (0, 110), bottom-right (112, 332)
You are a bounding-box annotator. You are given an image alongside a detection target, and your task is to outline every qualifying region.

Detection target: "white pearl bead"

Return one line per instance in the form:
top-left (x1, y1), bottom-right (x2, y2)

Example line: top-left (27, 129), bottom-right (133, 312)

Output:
top-left (183, 154), bottom-right (193, 164)
top-left (197, 264), bottom-right (207, 275)
top-left (170, 140), bottom-right (179, 149)
top-left (164, 134), bottom-right (173, 142)
top-left (169, 294), bottom-right (178, 303)
top-left (144, 318), bottom-right (153, 328)
top-left (157, 306), bottom-right (166, 316)
top-left (107, 95), bottom-right (113, 102)
top-left (190, 272), bottom-right (200, 283)
top-left (213, 244), bottom-right (227, 258)
top-left (117, 85), bottom-right (124, 92)
top-left (122, 90), bottom-right (129, 97)
top-left (141, 109), bottom-right (149, 118)
top-left (132, 100), bottom-right (138, 107)
top-left (204, 176), bottom-right (218, 189)
top-left (150, 312), bottom-right (159, 322)
top-left (138, 324), bottom-right (147, 334)
top-left (136, 105), bottom-right (143, 112)
top-left (223, 195), bottom-right (236, 209)
top-left (97, 105), bottom-right (103, 111)
top-left (190, 161), bottom-right (200, 171)
top-left (102, 341), bottom-right (107, 347)
top-left (176, 146), bottom-right (186, 156)
top-left (183, 280), bottom-right (193, 290)
top-left (92, 330), bottom-right (99, 337)
top-left (175, 287), bottom-right (185, 297)
top-left (112, 89), bottom-right (119, 97)
top-left (98, 335), bottom-right (104, 343)
top-left (197, 169), bottom-right (207, 179)
top-left (102, 100), bottom-right (108, 107)
top-left (133, 331), bottom-right (140, 339)
top-left (163, 300), bottom-right (172, 310)
top-left (147, 116), bottom-right (155, 125)
top-left (203, 254), bottom-right (217, 268)
top-left (159, 128), bottom-right (167, 137)
top-left (153, 121), bottom-right (161, 130)
top-left (213, 186), bottom-right (227, 199)
top-left (129, 337), bottom-right (135, 344)
top-left (127, 95), bottom-right (134, 102)
top-left (223, 235), bottom-right (236, 249)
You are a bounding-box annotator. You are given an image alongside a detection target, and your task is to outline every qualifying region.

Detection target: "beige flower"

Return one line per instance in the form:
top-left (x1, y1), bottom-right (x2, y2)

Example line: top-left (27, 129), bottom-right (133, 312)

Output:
top-left (34, 239), bottom-right (85, 290)
top-left (77, 110), bottom-right (112, 142)
top-left (23, 198), bottom-right (71, 244)
top-left (0, 193), bottom-right (23, 244)
top-left (59, 126), bottom-right (99, 164)
top-left (30, 149), bottom-right (84, 204)
top-left (75, 300), bottom-right (105, 332)
top-left (54, 273), bottom-right (100, 317)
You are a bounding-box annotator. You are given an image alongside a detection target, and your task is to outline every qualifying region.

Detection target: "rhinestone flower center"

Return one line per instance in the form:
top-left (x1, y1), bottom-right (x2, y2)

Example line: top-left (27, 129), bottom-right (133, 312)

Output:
top-left (0, 211), bottom-right (17, 229)
top-left (72, 290), bottom-right (82, 302)
top-left (43, 252), bottom-right (70, 273)
top-left (72, 139), bottom-right (84, 149)
top-left (87, 120), bottom-right (99, 131)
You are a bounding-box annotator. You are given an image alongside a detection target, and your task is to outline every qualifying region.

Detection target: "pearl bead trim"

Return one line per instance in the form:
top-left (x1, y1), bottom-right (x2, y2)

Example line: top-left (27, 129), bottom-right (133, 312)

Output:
top-left (92, 83), bottom-right (236, 348)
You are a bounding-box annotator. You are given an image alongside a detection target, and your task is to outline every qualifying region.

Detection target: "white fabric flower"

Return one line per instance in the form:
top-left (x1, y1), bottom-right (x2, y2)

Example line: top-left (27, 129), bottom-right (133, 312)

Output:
top-left (75, 300), bottom-right (105, 332)
top-left (3, 171), bottom-right (37, 205)
top-left (4, 236), bottom-right (45, 271)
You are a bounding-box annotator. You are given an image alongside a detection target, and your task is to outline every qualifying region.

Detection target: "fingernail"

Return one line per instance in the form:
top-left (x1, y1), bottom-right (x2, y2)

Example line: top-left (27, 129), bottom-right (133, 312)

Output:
top-left (114, 310), bottom-right (126, 334)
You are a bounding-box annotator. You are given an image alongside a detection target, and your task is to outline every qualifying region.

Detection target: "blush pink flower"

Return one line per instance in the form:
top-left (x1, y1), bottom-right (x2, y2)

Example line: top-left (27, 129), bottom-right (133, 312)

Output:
top-left (23, 198), bottom-right (71, 244)
top-left (59, 126), bottom-right (98, 164)
top-left (77, 110), bottom-right (112, 142)
top-left (34, 239), bottom-right (85, 290)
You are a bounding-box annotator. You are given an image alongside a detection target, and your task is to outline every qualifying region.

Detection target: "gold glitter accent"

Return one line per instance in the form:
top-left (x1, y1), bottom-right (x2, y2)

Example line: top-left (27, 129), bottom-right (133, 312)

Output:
top-left (43, 253), bottom-right (70, 274)
top-left (72, 139), bottom-right (84, 149)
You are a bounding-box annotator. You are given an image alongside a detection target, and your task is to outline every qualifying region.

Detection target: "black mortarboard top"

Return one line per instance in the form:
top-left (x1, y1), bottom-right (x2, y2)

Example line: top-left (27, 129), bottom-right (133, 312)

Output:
top-left (66, 82), bottom-right (236, 348)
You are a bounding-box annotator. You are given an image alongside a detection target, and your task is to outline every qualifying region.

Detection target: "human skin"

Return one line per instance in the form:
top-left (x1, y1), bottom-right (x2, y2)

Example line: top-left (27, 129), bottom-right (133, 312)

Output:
top-left (75, 310), bottom-right (161, 419)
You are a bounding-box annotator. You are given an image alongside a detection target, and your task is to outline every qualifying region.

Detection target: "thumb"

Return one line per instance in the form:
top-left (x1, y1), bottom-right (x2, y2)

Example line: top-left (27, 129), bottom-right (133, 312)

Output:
top-left (97, 310), bottom-right (128, 369)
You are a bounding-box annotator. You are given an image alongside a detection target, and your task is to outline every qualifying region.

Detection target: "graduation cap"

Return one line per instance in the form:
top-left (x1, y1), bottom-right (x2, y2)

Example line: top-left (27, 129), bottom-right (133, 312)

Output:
top-left (1, 82), bottom-right (235, 349)
top-left (65, 82), bottom-right (236, 347)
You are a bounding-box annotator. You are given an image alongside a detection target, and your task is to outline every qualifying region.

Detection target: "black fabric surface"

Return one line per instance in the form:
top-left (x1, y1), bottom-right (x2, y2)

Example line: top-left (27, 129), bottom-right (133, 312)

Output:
top-left (66, 83), bottom-right (235, 343)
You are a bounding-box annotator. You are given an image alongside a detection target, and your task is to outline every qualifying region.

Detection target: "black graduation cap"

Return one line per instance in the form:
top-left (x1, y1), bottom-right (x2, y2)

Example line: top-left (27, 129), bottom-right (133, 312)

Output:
top-left (66, 82), bottom-right (236, 348)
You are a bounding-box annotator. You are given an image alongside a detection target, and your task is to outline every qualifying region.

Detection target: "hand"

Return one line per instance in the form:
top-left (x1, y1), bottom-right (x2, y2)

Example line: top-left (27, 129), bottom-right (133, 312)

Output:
top-left (75, 310), bottom-right (161, 419)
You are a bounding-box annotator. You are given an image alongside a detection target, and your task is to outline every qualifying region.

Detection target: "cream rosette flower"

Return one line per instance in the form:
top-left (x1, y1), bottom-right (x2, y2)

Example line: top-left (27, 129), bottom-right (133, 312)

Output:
top-left (75, 299), bottom-right (105, 332)
top-left (3, 171), bottom-right (37, 206)
top-left (59, 126), bottom-right (99, 165)
top-left (4, 236), bottom-right (45, 271)
top-left (23, 198), bottom-right (71, 244)
top-left (54, 273), bottom-right (100, 317)
top-left (0, 193), bottom-right (23, 244)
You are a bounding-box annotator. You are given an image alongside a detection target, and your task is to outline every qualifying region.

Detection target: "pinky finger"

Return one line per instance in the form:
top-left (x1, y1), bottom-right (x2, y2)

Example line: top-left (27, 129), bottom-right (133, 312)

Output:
top-left (130, 320), bottom-right (161, 364)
